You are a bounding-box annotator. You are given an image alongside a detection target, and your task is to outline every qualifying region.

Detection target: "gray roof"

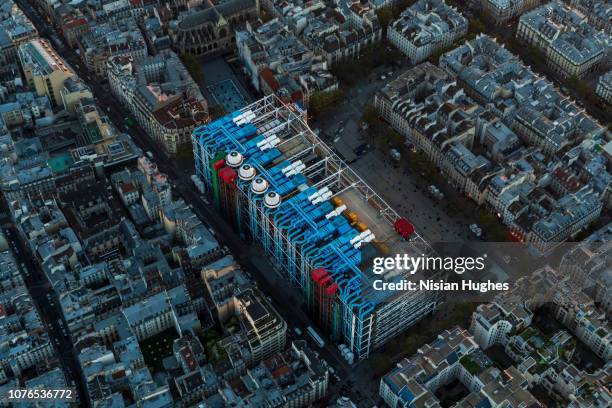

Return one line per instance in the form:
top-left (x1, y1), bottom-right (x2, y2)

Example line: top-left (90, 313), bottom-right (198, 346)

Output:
top-left (520, 2), bottom-right (607, 65)
top-left (177, 0), bottom-right (256, 30)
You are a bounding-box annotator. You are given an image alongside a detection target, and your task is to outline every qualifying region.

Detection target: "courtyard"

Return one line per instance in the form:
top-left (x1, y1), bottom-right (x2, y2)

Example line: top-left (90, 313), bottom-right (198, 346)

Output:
top-left (140, 328), bottom-right (179, 373)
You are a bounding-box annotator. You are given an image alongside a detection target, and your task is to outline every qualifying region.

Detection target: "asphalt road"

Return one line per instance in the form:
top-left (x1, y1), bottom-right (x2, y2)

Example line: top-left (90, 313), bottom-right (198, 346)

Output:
top-left (15, 0), bottom-right (360, 401)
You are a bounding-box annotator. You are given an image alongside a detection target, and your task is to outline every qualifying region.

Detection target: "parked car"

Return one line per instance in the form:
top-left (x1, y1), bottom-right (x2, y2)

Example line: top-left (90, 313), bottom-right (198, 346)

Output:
top-left (469, 224), bottom-right (482, 238)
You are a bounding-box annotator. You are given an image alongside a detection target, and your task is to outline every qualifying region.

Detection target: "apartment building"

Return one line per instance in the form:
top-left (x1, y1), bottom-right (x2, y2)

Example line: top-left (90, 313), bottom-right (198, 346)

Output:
top-left (234, 288), bottom-right (288, 364)
top-left (60, 77), bottom-right (93, 115)
top-left (517, 2), bottom-right (608, 79)
top-left (380, 327), bottom-right (543, 407)
top-left (107, 51), bottom-right (209, 155)
top-left (476, 0), bottom-right (542, 25)
top-left (470, 299), bottom-right (533, 350)
top-left (56, 7), bottom-right (88, 48)
top-left (387, 0), bottom-right (467, 63)
top-left (135, 156), bottom-right (173, 219)
top-left (0, 254), bottom-right (54, 378)
top-left (17, 38), bottom-right (74, 107)
top-left (208, 340), bottom-right (329, 407)
top-left (375, 37), bottom-right (607, 255)
top-left (475, 111), bottom-right (523, 163)
top-left (0, 136), bottom-right (55, 202)
top-left (122, 291), bottom-right (178, 341)
top-left (375, 63), bottom-right (488, 191)
top-left (469, 267), bottom-right (611, 407)
top-left (525, 188), bottom-right (603, 255)
top-left (570, 0), bottom-right (612, 34)
top-left (440, 35), bottom-right (603, 148)
top-left (551, 281), bottom-right (612, 361)
top-left (79, 20), bottom-right (147, 78)
top-left (596, 70), bottom-right (612, 103)
top-left (236, 19), bottom-right (338, 107)
top-left (202, 255), bottom-right (251, 322)
top-left (148, 96), bottom-right (209, 155)
top-left (263, 0), bottom-right (383, 66)
top-left (0, 0), bottom-right (38, 63)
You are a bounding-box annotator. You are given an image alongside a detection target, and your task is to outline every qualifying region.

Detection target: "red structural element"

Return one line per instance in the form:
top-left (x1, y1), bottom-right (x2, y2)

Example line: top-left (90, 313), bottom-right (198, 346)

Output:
top-left (219, 167), bottom-right (237, 184)
top-left (394, 218), bottom-right (414, 238)
top-left (326, 283), bottom-right (338, 295)
top-left (309, 267), bottom-right (338, 333)
top-left (311, 267), bottom-right (328, 283)
top-left (213, 159), bottom-right (226, 170)
top-left (311, 267), bottom-right (336, 291)
top-left (320, 274), bottom-right (332, 287)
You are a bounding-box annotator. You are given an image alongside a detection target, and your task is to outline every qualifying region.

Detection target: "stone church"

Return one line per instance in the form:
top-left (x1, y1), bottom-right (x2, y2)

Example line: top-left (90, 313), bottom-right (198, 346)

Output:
top-left (170, 0), bottom-right (259, 58)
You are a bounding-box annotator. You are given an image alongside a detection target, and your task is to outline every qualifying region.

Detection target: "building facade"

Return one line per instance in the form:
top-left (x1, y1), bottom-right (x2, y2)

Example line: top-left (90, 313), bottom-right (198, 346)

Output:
top-left (517, 2), bottom-right (607, 79)
top-left (477, 0), bottom-right (542, 25)
top-left (387, 0), bottom-right (467, 63)
top-left (169, 0), bottom-right (260, 57)
top-left (107, 51), bottom-right (209, 155)
top-left (596, 70), bottom-right (612, 103)
top-left (18, 39), bottom-right (75, 107)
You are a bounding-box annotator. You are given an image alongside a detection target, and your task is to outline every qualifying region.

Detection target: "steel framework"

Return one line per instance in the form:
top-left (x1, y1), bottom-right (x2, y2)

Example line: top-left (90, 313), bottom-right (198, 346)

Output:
top-left (192, 95), bottom-right (441, 359)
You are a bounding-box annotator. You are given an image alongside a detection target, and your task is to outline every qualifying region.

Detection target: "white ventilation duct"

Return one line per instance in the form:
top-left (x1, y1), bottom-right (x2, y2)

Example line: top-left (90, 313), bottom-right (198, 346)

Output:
top-left (238, 164), bottom-right (256, 181)
top-left (325, 204), bottom-right (347, 219)
top-left (282, 160), bottom-right (306, 177)
top-left (226, 151), bottom-right (244, 167)
top-left (251, 177), bottom-right (269, 194)
top-left (264, 191), bottom-right (282, 209)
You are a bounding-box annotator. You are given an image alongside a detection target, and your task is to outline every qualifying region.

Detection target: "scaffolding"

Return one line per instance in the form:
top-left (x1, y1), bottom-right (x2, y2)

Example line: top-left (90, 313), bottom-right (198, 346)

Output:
top-left (192, 95), bottom-right (442, 359)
